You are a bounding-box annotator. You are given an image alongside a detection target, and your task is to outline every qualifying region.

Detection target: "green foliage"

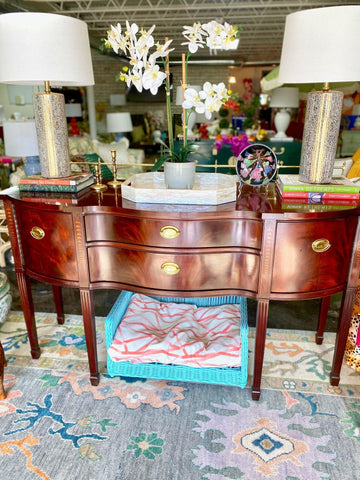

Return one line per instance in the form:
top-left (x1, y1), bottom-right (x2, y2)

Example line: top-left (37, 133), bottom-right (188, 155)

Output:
top-left (219, 118), bottom-right (230, 129)
top-left (151, 141), bottom-right (199, 171)
top-left (219, 107), bottom-right (229, 118)
top-left (242, 94), bottom-right (260, 130)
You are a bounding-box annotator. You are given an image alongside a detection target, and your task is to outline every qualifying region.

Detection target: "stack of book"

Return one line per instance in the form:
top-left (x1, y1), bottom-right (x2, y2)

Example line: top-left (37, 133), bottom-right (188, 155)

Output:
top-left (20, 189), bottom-right (90, 205)
top-left (276, 174), bottom-right (360, 208)
top-left (18, 172), bottom-right (94, 193)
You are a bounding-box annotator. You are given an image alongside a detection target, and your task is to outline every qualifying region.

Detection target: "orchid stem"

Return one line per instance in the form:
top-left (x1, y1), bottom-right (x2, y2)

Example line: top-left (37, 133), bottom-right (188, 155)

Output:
top-left (181, 53), bottom-right (188, 149)
top-left (165, 37), bottom-right (173, 159)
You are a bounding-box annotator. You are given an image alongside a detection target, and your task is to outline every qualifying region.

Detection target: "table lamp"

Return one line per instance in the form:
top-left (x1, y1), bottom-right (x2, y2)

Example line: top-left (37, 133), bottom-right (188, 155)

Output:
top-left (3, 120), bottom-right (41, 176)
top-left (106, 112), bottom-right (133, 141)
top-left (278, 6), bottom-right (360, 184)
top-left (176, 85), bottom-right (201, 136)
top-left (270, 87), bottom-right (299, 142)
top-left (65, 103), bottom-right (82, 136)
top-left (0, 12), bottom-right (94, 178)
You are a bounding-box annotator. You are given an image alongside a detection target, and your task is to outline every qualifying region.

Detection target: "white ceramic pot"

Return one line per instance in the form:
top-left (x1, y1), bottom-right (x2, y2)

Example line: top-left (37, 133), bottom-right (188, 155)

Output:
top-left (164, 161), bottom-right (196, 189)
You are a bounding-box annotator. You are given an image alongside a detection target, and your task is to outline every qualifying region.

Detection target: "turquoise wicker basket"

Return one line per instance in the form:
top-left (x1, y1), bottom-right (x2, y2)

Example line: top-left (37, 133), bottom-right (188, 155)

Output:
top-left (105, 291), bottom-right (248, 388)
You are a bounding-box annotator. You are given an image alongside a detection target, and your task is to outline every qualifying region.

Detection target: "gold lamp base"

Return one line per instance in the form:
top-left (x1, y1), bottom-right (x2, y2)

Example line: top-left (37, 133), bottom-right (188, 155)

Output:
top-left (299, 89), bottom-right (343, 184)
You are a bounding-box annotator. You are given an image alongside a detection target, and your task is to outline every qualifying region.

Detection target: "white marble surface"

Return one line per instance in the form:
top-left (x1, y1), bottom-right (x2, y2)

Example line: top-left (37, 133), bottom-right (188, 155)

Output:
top-left (121, 172), bottom-right (237, 205)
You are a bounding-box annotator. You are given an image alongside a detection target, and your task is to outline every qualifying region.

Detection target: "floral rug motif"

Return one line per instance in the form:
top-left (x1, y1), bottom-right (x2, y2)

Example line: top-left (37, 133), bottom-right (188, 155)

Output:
top-left (0, 312), bottom-right (359, 479)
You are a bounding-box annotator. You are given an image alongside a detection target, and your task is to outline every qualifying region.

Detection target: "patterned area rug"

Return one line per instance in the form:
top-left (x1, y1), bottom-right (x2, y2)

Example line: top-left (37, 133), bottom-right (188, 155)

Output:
top-left (1, 311), bottom-right (360, 480)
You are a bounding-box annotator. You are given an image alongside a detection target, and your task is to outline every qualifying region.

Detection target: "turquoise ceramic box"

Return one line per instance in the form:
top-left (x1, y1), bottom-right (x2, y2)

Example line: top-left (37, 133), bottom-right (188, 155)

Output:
top-left (105, 291), bottom-right (248, 388)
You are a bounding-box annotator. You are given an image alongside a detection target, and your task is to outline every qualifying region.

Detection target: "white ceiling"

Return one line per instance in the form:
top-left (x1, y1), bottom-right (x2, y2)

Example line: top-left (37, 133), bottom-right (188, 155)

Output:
top-left (1, 0), bottom-right (357, 65)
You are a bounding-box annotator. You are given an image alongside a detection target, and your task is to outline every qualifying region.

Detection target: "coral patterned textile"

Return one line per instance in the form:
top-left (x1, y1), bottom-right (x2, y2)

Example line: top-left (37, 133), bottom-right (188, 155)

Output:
top-left (108, 294), bottom-right (242, 368)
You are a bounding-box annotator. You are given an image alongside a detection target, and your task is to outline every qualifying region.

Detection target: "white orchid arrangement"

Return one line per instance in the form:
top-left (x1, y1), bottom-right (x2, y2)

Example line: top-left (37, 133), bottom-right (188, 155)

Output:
top-left (105, 20), bottom-right (240, 169)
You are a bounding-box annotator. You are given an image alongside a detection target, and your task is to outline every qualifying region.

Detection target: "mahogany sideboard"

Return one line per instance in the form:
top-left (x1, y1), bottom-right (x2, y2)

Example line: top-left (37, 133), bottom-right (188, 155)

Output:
top-left (2, 183), bottom-right (360, 400)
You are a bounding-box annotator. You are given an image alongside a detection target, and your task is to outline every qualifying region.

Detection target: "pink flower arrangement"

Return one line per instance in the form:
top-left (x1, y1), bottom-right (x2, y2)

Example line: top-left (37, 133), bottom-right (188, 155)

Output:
top-left (214, 134), bottom-right (250, 157)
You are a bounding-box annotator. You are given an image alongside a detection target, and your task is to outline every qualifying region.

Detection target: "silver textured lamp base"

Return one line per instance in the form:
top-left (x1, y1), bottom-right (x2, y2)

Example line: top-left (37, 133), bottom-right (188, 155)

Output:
top-left (34, 92), bottom-right (71, 178)
top-left (299, 90), bottom-right (343, 184)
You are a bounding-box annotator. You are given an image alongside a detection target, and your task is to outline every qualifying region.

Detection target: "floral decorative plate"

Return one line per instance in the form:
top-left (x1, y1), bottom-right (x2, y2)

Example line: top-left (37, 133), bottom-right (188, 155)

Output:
top-left (236, 143), bottom-right (277, 187)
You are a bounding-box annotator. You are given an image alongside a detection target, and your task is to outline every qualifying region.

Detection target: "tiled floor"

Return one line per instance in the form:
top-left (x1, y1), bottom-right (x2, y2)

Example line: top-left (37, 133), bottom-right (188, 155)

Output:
top-left (0, 254), bottom-right (342, 333)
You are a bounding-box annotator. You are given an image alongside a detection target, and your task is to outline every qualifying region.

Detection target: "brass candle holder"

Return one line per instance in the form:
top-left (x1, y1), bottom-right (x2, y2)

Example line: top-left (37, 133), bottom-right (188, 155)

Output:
top-left (108, 150), bottom-right (123, 188)
top-left (91, 159), bottom-right (107, 191)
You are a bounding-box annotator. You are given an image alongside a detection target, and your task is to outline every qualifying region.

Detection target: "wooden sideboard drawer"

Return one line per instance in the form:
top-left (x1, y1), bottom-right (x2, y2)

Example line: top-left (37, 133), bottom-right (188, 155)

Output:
top-left (85, 214), bottom-right (262, 249)
top-left (271, 217), bottom-right (358, 294)
top-left (15, 206), bottom-right (78, 281)
top-left (88, 246), bottom-right (260, 292)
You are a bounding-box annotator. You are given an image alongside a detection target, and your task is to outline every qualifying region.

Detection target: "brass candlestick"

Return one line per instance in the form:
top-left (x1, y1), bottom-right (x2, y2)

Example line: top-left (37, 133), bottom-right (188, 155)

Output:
top-left (91, 159), bottom-right (107, 191)
top-left (108, 150), bottom-right (123, 188)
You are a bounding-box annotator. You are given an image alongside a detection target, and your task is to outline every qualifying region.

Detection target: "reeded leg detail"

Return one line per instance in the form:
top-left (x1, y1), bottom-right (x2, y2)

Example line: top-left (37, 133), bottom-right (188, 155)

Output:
top-left (252, 299), bottom-right (270, 401)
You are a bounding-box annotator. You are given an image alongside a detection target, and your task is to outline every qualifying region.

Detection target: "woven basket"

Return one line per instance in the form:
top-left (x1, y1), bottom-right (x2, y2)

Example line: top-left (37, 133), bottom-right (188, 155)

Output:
top-left (105, 291), bottom-right (248, 388)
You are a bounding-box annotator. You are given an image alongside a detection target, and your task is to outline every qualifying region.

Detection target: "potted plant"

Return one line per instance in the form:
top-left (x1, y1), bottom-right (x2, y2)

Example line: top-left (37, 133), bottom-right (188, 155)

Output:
top-left (104, 20), bottom-right (240, 189)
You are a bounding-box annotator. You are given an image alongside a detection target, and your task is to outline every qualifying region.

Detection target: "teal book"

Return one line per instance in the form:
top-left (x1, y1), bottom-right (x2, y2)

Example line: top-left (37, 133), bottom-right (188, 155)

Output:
top-left (277, 174), bottom-right (360, 194)
top-left (18, 177), bottom-right (94, 193)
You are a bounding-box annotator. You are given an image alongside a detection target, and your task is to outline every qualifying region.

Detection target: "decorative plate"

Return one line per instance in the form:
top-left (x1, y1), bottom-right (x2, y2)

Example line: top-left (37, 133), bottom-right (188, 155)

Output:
top-left (236, 143), bottom-right (277, 187)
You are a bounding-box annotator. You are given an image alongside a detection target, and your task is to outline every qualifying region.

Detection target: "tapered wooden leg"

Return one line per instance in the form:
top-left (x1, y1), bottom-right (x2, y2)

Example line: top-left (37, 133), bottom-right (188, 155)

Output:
top-left (331, 288), bottom-right (355, 386)
top-left (0, 341), bottom-right (6, 400)
top-left (316, 295), bottom-right (331, 345)
top-left (16, 270), bottom-right (40, 359)
top-left (252, 299), bottom-right (270, 400)
top-left (80, 288), bottom-right (99, 386)
top-left (52, 285), bottom-right (65, 325)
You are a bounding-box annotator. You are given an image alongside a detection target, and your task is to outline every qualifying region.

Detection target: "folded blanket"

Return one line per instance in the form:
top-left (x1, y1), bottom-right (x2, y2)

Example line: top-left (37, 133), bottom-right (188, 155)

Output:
top-left (108, 293), bottom-right (242, 368)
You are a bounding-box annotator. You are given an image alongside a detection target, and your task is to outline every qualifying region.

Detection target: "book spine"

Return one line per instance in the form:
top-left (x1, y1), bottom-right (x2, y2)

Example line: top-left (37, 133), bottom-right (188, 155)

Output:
top-left (281, 203), bottom-right (357, 211)
top-left (278, 190), bottom-right (360, 200)
top-left (19, 174), bottom-right (92, 186)
top-left (21, 196), bottom-right (79, 204)
top-left (280, 183), bottom-right (359, 194)
top-left (280, 197), bottom-right (358, 206)
top-left (19, 180), bottom-right (93, 193)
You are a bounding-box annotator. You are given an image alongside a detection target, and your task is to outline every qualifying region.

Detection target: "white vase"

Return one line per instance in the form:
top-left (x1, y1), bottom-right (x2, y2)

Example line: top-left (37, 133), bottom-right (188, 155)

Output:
top-left (164, 161), bottom-right (196, 189)
top-left (153, 129), bottom-right (162, 143)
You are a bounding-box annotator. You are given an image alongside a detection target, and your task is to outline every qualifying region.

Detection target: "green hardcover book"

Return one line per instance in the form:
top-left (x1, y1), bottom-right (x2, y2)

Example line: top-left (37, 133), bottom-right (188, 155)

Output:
top-left (277, 174), bottom-right (360, 194)
top-left (281, 203), bottom-right (357, 212)
top-left (18, 177), bottom-right (94, 193)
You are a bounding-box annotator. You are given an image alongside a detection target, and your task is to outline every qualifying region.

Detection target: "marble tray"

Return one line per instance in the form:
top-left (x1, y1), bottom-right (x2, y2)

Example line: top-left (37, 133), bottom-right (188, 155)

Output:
top-left (121, 172), bottom-right (237, 205)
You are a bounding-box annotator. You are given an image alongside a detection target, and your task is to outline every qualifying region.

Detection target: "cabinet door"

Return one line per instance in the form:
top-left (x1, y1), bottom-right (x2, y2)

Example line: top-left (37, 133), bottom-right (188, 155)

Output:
top-left (16, 206), bottom-right (78, 281)
top-left (271, 217), bottom-right (357, 294)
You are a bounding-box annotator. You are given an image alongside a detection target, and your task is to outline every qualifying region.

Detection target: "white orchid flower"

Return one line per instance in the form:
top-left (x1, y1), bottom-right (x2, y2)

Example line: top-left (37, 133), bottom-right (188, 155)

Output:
top-left (182, 22), bottom-right (206, 53)
top-left (106, 23), bottom-right (128, 54)
top-left (182, 87), bottom-right (205, 113)
top-left (136, 27), bottom-right (155, 56)
top-left (149, 39), bottom-right (174, 61)
top-left (214, 82), bottom-right (229, 100)
top-left (183, 22), bottom-right (206, 39)
top-left (181, 34), bottom-right (204, 54)
top-left (142, 64), bottom-right (167, 95)
top-left (130, 69), bottom-right (143, 92)
top-left (202, 20), bottom-right (239, 50)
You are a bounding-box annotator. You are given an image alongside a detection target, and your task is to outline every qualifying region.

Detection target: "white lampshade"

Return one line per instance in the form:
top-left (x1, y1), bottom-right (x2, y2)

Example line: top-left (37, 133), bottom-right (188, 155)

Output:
top-left (3, 120), bottom-right (39, 157)
top-left (65, 103), bottom-right (82, 118)
top-left (278, 6), bottom-right (360, 183)
top-left (270, 87), bottom-right (299, 109)
top-left (0, 13), bottom-right (94, 87)
top-left (278, 6), bottom-right (360, 84)
top-left (110, 94), bottom-right (126, 106)
top-left (0, 12), bottom-right (94, 178)
top-left (106, 112), bottom-right (133, 133)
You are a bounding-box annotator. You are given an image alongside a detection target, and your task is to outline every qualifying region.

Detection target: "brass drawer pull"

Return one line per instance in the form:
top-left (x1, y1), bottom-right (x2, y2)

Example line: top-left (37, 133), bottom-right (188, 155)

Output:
top-left (161, 262), bottom-right (180, 275)
top-left (30, 226), bottom-right (45, 240)
top-left (312, 238), bottom-right (331, 253)
top-left (160, 225), bottom-right (180, 239)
